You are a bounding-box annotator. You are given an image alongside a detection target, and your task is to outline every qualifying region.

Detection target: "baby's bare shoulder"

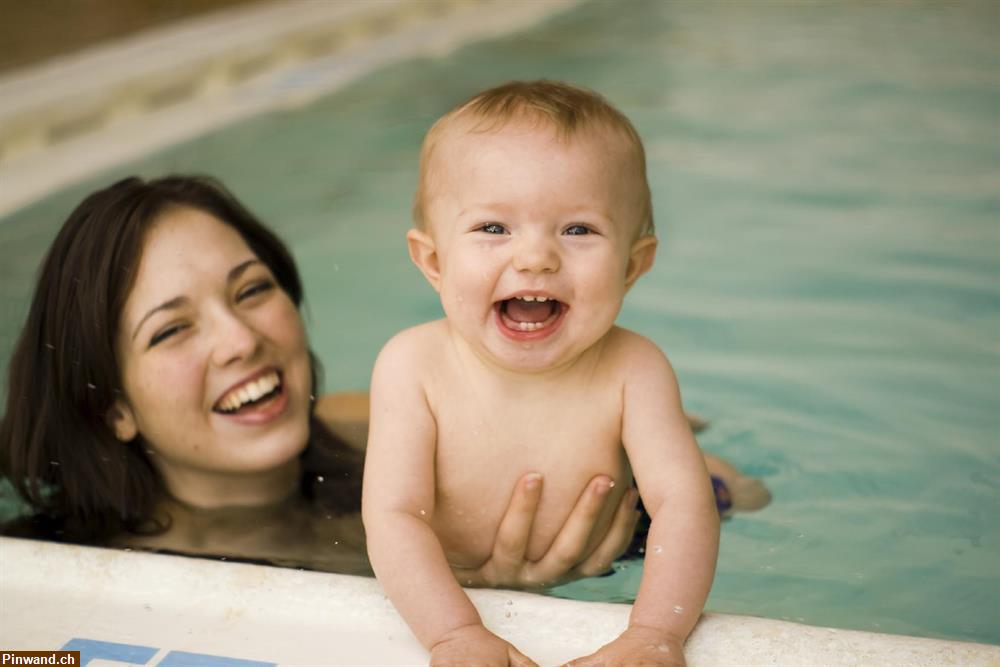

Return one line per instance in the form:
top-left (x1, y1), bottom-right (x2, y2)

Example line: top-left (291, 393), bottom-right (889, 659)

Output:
top-left (374, 320), bottom-right (449, 374)
top-left (602, 326), bottom-right (672, 372)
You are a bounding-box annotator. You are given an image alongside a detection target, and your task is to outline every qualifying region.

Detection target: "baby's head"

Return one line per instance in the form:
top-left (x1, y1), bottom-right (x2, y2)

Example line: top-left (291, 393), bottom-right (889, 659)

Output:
top-left (414, 80), bottom-right (653, 238)
top-left (408, 81), bottom-right (658, 371)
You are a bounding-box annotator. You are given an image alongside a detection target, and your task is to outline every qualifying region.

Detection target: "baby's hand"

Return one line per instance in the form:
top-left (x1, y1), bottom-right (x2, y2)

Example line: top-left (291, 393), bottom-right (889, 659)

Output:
top-left (566, 625), bottom-right (685, 667)
top-left (430, 624), bottom-right (537, 667)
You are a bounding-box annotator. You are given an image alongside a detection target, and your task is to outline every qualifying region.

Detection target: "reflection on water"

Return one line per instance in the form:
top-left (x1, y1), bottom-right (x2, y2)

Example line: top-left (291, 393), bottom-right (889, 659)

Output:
top-left (1, 0), bottom-right (998, 646)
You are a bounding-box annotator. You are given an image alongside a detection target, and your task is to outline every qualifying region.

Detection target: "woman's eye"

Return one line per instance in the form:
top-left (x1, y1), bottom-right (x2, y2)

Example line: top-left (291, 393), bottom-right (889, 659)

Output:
top-left (149, 324), bottom-right (186, 348)
top-left (564, 224), bottom-right (592, 236)
top-left (237, 280), bottom-right (275, 302)
top-left (478, 223), bottom-right (507, 235)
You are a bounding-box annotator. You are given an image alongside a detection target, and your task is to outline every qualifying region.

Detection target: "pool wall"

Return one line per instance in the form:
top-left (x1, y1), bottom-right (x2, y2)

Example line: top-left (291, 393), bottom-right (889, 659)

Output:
top-left (0, 0), bottom-right (577, 217)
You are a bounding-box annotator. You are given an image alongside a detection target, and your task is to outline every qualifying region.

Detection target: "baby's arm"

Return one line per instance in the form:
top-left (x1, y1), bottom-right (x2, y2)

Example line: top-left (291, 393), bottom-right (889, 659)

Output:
top-left (361, 334), bottom-right (533, 665)
top-left (576, 338), bottom-right (719, 666)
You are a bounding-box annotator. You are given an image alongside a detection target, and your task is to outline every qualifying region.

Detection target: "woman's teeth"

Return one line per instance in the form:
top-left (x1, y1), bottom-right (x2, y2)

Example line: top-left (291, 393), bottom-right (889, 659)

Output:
top-left (217, 371), bottom-right (281, 413)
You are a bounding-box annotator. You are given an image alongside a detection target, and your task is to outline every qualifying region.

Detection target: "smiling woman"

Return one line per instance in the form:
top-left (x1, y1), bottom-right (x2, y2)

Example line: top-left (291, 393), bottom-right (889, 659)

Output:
top-left (0, 174), bottom-right (647, 584)
top-left (110, 206), bottom-right (314, 510)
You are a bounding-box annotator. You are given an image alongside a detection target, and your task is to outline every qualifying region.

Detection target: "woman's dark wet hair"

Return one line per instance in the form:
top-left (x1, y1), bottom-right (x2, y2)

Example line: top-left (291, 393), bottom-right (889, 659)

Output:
top-left (0, 175), bottom-right (362, 543)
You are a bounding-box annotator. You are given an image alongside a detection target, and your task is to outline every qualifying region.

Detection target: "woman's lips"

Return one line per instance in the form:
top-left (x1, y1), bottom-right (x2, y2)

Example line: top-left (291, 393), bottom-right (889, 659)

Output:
top-left (216, 381), bottom-right (289, 425)
top-left (212, 369), bottom-right (289, 425)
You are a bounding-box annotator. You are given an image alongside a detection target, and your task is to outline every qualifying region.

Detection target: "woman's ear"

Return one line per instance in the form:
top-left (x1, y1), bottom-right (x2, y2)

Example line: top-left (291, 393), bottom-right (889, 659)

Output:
top-left (106, 400), bottom-right (138, 442)
top-left (407, 228), bottom-right (442, 292)
top-left (625, 235), bottom-right (658, 290)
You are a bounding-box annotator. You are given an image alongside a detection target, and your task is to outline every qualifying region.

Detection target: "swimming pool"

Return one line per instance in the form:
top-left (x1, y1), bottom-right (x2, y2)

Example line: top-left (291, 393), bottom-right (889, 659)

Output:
top-left (1, 0), bottom-right (997, 647)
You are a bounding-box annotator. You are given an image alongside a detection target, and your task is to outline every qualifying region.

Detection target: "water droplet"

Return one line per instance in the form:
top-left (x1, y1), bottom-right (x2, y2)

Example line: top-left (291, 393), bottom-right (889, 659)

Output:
top-left (419, 509), bottom-right (426, 516)
top-left (608, 480), bottom-right (615, 488)
top-left (334, 541), bottom-right (339, 545)
top-left (652, 545), bottom-right (663, 554)
top-left (49, 461), bottom-right (60, 466)
top-left (672, 605), bottom-right (684, 614)
top-left (44, 343), bottom-right (55, 350)
top-left (657, 644), bottom-right (671, 653)
top-left (220, 557), bottom-right (227, 561)
top-left (317, 475), bottom-right (325, 483)
top-left (86, 383), bottom-right (96, 390)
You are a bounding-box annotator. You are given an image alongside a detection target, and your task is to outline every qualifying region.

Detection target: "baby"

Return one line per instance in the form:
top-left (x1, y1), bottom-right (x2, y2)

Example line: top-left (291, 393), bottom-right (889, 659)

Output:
top-left (363, 80), bottom-right (718, 666)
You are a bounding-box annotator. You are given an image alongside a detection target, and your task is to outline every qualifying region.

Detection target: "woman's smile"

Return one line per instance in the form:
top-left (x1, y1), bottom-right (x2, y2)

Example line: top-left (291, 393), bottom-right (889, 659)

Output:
top-left (212, 368), bottom-right (290, 425)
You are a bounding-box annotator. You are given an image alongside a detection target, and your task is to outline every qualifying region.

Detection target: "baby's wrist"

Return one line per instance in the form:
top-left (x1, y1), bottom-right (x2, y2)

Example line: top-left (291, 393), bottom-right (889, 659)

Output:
top-left (430, 621), bottom-right (490, 650)
top-left (626, 622), bottom-right (685, 647)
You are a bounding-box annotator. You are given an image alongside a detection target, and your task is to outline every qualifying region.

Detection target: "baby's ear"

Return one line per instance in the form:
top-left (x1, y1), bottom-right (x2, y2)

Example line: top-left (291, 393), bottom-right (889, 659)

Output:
top-left (625, 235), bottom-right (658, 290)
top-left (407, 228), bottom-right (442, 292)
top-left (106, 399), bottom-right (138, 442)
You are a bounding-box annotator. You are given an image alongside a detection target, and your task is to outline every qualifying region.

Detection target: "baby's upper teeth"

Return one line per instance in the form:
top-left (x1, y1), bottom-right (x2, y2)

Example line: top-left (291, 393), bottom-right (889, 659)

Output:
top-left (517, 296), bottom-right (549, 302)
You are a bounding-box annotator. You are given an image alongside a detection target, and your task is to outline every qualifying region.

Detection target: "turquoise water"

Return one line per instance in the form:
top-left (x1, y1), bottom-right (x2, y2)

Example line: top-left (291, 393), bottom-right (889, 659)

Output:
top-left (2, 0), bottom-right (998, 645)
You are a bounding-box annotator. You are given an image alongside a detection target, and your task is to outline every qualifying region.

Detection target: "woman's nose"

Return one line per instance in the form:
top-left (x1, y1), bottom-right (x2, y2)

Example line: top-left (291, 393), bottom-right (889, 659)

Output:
top-left (210, 308), bottom-right (260, 366)
top-left (511, 232), bottom-right (560, 273)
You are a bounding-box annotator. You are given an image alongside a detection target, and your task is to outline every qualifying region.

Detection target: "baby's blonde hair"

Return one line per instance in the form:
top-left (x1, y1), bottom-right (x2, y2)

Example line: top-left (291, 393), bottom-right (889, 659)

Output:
top-left (413, 80), bottom-right (654, 236)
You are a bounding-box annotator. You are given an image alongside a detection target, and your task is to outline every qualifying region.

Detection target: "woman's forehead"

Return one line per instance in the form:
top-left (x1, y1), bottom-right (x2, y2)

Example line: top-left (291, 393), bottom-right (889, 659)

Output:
top-left (125, 209), bottom-right (256, 310)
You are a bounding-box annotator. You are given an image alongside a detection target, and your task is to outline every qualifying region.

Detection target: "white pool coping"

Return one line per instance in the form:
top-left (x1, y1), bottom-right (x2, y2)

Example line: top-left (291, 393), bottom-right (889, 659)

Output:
top-left (0, 537), bottom-right (996, 666)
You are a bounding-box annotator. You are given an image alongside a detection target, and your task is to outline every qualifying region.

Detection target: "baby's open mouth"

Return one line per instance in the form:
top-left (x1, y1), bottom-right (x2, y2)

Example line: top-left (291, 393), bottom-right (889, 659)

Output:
top-left (497, 295), bottom-right (565, 333)
top-left (214, 371), bottom-right (283, 414)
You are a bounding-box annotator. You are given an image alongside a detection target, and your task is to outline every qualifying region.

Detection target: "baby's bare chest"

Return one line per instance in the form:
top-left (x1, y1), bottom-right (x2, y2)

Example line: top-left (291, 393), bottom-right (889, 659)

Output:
top-left (429, 391), bottom-right (631, 565)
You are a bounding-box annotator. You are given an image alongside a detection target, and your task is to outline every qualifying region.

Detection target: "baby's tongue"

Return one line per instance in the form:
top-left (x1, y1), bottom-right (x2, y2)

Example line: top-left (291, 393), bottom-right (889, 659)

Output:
top-left (504, 299), bottom-right (555, 323)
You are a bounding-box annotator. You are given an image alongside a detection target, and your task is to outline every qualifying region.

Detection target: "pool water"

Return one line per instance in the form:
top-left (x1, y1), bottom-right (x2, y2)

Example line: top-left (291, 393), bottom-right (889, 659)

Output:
top-left (1, 0), bottom-right (998, 646)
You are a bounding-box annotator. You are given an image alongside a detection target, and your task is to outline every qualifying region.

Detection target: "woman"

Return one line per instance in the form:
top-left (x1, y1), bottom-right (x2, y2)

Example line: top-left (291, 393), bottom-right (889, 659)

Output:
top-left (0, 175), bottom-right (647, 587)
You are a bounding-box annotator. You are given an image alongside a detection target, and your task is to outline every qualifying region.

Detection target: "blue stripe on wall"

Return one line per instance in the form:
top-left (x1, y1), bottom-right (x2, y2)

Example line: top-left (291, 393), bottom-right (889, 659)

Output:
top-left (158, 651), bottom-right (276, 667)
top-left (61, 638), bottom-right (158, 666)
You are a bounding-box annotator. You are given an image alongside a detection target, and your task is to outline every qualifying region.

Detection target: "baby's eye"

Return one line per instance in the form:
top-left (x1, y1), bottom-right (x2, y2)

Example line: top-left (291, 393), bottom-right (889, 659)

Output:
top-left (149, 323), bottom-right (187, 348)
top-left (236, 280), bottom-right (275, 303)
top-left (564, 224), bottom-right (593, 236)
top-left (477, 223), bottom-right (508, 235)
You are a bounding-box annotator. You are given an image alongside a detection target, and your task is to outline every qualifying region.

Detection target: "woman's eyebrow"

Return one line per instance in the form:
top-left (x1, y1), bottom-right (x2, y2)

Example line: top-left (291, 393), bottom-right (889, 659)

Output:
top-left (130, 259), bottom-right (262, 341)
top-left (228, 258), bottom-right (262, 282)
top-left (131, 296), bottom-right (188, 341)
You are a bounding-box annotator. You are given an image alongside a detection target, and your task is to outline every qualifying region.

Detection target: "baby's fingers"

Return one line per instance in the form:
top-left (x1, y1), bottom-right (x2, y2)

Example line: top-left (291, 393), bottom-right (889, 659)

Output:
top-left (508, 645), bottom-right (540, 667)
top-left (575, 487), bottom-right (639, 577)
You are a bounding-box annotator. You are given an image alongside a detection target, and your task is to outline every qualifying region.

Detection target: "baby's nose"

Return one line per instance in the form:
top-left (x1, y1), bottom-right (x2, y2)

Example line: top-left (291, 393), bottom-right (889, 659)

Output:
top-left (512, 234), bottom-right (559, 273)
